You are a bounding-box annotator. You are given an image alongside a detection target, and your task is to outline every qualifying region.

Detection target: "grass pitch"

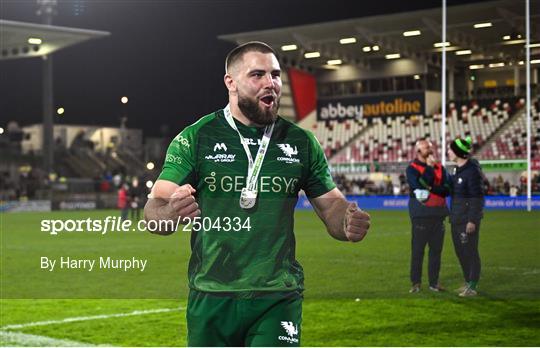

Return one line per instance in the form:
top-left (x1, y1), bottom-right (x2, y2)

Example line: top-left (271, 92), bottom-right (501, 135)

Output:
top-left (1, 209), bottom-right (539, 346)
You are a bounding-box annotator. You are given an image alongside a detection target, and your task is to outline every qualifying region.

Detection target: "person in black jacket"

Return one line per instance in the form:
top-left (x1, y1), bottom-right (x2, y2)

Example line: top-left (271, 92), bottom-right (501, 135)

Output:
top-left (448, 137), bottom-right (485, 297)
top-left (406, 139), bottom-right (450, 293)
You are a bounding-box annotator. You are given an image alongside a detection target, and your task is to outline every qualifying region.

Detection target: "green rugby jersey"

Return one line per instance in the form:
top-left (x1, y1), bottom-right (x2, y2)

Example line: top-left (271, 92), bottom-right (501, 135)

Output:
top-left (158, 109), bottom-right (335, 293)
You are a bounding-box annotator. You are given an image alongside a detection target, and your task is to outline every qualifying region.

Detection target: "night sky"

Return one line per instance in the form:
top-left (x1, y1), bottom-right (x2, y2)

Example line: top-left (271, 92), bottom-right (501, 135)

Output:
top-left (1, 0), bottom-right (482, 137)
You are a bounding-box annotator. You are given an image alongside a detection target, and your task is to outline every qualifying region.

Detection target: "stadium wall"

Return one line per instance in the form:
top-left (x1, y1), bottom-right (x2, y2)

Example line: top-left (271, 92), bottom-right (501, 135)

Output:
top-left (474, 68), bottom-right (538, 90)
top-left (21, 124), bottom-right (143, 154)
top-left (425, 91), bottom-right (442, 115)
top-left (317, 59), bottom-right (425, 82)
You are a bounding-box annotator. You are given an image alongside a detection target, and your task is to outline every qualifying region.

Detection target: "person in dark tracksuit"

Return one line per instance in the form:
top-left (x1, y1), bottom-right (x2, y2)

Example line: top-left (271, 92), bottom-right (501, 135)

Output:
top-left (406, 139), bottom-right (450, 293)
top-left (447, 137), bottom-right (485, 297)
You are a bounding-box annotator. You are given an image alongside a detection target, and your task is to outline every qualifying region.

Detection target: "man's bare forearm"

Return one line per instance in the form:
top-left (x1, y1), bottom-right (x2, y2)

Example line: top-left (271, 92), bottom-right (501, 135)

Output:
top-left (143, 198), bottom-right (178, 235)
top-left (313, 198), bottom-right (349, 241)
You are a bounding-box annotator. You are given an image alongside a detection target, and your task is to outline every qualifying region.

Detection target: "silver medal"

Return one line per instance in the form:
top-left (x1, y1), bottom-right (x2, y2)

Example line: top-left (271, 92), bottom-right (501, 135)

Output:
top-left (240, 187), bottom-right (257, 209)
top-left (223, 105), bottom-right (273, 211)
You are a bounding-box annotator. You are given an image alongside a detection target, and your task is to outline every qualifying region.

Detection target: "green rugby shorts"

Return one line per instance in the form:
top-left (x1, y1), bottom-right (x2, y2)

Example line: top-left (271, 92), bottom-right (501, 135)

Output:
top-left (186, 289), bottom-right (302, 346)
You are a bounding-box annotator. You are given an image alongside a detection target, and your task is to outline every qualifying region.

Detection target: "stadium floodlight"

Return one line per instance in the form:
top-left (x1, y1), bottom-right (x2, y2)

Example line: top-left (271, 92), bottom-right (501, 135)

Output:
top-left (455, 49), bottom-right (472, 55)
top-left (327, 59), bottom-right (342, 65)
top-left (503, 35), bottom-right (511, 40)
top-left (488, 62), bottom-right (505, 68)
top-left (372, 45), bottom-right (380, 51)
top-left (121, 96), bottom-right (129, 104)
top-left (304, 52), bottom-right (320, 58)
top-left (413, 75), bottom-right (420, 80)
top-left (469, 64), bottom-right (484, 69)
top-left (385, 53), bottom-right (400, 59)
top-left (532, 59), bottom-right (540, 64)
top-left (474, 22), bottom-right (492, 28)
top-left (403, 30), bottom-right (421, 37)
top-left (146, 180), bottom-right (153, 189)
top-left (27, 37), bottom-right (42, 45)
top-left (281, 44), bottom-right (297, 51)
top-left (322, 64), bottom-right (340, 70)
top-left (56, 107), bottom-right (64, 115)
top-left (146, 162), bottom-right (155, 170)
top-left (362, 46), bottom-right (371, 52)
top-left (433, 42), bottom-right (450, 47)
top-left (0, 127), bottom-right (4, 135)
top-left (503, 39), bottom-right (526, 45)
top-left (519, 61), bottom-right (524, 65)
top-left (339, 37), bottom-right (356, 44)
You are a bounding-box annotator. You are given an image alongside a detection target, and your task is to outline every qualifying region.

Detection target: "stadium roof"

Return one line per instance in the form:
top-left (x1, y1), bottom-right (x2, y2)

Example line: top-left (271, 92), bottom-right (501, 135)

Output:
top-left (219, 0), bottom-right (540, 71)
top-left (0, 19), bottom-right (110, 61)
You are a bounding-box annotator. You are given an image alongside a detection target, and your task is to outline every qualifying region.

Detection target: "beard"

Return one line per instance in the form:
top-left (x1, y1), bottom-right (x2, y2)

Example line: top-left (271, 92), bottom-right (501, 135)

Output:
top-left (237, 93), bottom-right (280, 126)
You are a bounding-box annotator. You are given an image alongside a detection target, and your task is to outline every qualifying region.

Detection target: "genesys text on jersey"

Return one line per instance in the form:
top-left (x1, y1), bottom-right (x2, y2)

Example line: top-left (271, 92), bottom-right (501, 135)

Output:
top-left (204, 173), bottom-right (299, 194)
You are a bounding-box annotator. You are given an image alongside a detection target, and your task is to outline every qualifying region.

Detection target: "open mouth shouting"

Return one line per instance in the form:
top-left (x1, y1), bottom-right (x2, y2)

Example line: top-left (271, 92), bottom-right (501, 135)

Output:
top-left (259, 94), bottom-right (276, 108)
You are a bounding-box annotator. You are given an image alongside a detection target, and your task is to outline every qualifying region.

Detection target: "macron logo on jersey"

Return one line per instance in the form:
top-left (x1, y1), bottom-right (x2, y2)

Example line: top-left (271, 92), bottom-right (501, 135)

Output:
top-left (214, 143), bottom-right (227, 152)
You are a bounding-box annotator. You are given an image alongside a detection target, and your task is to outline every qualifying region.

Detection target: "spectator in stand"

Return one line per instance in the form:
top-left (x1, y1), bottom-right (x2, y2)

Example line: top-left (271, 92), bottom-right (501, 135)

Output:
top-left (495, 175), bottom-right (504, 193)
top-left (113, 172), bottom-right (123, 188)
top-left (129, 177), bottom-right (144, 221)
top-left (520, 174), bottom-right (527, 193)
top-left (117, 183), bottom-right (129, 221)
top-left (100, 178), bottom-right (111, 193)
top-left (503, 180), bottom-right (510, 195)
top-left (399, 173), bottom-right (407, 194)
top-left (534, 173), bottom-right (540, 193)
top-left (510, 185), bottom-right (518, 197)
top-left (384, 175), bottom-right (393, 195)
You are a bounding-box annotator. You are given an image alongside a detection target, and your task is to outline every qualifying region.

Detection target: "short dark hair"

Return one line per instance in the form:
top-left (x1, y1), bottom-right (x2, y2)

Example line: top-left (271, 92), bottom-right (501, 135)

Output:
top-left (225, 41), bottom-right (277, 73)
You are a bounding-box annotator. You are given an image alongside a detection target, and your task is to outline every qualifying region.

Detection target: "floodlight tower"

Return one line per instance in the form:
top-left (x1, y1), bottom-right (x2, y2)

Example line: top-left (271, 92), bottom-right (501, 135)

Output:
top-left (120, 96), bottom-right (128, 151)
top-left (36, 0), bottom-right (57, 174)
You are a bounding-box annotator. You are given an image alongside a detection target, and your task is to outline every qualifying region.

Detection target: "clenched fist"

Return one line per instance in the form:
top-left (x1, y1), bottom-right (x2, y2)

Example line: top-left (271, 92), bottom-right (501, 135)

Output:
top-left (169, 184), bottom-right (201, 220)
top-left (343, 202), bottom-right (370, 242)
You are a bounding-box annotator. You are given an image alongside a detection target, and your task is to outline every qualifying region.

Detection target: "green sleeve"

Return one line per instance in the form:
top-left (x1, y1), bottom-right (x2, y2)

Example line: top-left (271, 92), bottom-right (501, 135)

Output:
top-left (302, 130), bottom-right (336, 198)
top-left (157, 128), bottom-right (196, 185)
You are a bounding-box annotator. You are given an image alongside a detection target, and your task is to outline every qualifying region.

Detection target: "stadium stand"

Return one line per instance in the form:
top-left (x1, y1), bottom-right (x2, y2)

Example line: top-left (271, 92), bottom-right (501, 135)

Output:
top-left (278, 71), bottom-right (296, 122)
top-left (311, 118), bottom-right (369, 158)
top-left (480, 100), bottom-right (540, 160)
top-left (323, 97), bottom-right (534, 164)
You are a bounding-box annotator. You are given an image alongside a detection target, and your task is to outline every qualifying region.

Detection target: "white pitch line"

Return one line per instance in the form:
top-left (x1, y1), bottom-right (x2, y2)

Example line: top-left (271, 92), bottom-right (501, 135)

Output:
top-left (1, 307), bottom-right (184, 331)
top-left (0, 330), bottom-right (98, 347)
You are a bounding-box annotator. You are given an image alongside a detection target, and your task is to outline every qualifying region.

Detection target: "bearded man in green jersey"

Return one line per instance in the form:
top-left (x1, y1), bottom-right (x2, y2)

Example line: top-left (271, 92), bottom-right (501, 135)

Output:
top-left (144, 41), bottom-right (371, 347)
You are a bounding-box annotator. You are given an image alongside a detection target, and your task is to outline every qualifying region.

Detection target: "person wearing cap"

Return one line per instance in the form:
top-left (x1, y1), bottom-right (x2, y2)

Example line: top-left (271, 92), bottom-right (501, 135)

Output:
top-left (448, 136), bottom-right (485, 297)
top-left (406, 139), bottom-right (450, 293)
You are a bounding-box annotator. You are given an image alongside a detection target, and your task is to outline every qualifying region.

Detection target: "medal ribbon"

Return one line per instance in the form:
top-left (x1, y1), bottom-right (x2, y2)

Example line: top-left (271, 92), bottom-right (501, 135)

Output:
top-left (223, 104), bottom-right (274, 192)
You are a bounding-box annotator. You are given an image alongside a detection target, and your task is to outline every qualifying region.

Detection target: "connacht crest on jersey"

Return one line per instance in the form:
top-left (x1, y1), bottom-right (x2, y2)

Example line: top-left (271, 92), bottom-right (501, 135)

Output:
top-left (278, 144), bottom-right (298, 157)
top-left (280, 321), bottom-right (298, 337)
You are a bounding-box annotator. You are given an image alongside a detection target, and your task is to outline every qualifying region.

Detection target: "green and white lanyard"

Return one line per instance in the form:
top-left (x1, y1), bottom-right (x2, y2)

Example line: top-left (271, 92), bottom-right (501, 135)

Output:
top-left (223, 104), bottom-right (274, 209)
